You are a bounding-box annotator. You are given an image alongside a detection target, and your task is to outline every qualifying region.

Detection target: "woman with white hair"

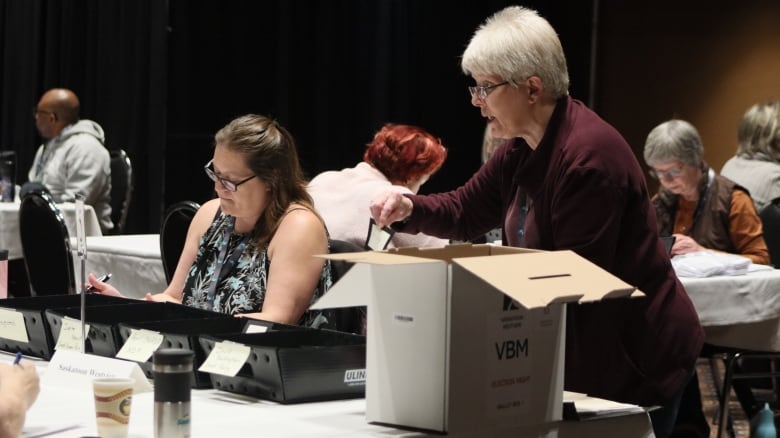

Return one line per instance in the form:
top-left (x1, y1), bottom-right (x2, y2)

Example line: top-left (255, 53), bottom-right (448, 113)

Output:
top-left (370, 6), bottom-right (703, 437)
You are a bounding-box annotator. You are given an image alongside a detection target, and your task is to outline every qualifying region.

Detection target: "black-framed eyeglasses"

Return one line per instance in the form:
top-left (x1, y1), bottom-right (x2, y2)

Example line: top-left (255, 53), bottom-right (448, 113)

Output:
top-left (204, 159), bottom-right (256, 192)
top-left (648, 166), bottom-right (684, 181)
top-left (468, 81), bottom-right (509, 101)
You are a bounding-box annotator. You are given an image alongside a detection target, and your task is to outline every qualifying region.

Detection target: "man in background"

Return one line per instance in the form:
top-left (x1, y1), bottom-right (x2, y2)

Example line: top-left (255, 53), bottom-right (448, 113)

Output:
top-left (29, 88), bottom-right (113, 232)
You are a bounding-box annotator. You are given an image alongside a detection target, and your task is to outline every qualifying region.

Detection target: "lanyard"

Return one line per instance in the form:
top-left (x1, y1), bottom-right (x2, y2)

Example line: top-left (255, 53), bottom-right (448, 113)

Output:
top-left (516, 192), bottom-right (530, 247)
top-left (204, 216), bottom-right (250, 310)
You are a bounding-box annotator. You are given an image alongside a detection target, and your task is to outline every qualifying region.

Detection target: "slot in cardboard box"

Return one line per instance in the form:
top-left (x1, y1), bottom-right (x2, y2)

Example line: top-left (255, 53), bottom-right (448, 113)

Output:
top-left (311, 244), bottom-right (643, 434)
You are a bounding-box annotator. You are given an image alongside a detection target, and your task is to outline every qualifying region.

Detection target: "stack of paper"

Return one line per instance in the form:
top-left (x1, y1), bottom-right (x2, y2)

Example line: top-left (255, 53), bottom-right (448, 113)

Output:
top-left (671, 251), bottom-right (752, 277)
top-left (563, 391), bottom-right (647, 420)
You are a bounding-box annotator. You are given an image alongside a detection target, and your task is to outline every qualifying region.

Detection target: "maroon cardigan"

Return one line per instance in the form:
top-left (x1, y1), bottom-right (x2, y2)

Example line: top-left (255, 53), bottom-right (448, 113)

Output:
top-left (398, 96), bottom-right (704, 406)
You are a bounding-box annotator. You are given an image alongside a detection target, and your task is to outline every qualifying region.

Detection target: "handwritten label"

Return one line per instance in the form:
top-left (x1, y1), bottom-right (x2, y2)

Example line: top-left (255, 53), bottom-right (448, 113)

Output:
top-left (55, 317), bottom-right (90, 353)
top-left (198, 341), bottom-right (251, 377)
top-left (243, 323), bottom-right (268, 334)
top-left (116, 329), bottom-right (164, 362)
top-left (0, 308), bottom-right (29, 343)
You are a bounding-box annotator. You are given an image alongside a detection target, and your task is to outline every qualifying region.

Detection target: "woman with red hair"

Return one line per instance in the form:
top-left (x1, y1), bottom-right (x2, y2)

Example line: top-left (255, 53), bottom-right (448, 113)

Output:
top-left (308, 123), bottom-right (448, 249)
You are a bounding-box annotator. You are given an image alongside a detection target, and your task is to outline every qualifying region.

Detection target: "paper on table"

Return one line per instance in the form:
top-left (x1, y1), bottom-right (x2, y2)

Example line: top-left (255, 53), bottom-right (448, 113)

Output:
top-left (563, 390), bottom-right (646, 420)
top-left (672, 251), bottom-right (752, 277)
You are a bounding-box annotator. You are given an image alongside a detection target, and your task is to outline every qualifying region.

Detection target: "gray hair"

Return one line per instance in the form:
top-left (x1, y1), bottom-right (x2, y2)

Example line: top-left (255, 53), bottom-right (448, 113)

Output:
top-left (643, 119), bottom-right (704, 167)
top-left (737, 100), bottom-right (780, 162)
top-left (461, 6), bottom-right (569, 99)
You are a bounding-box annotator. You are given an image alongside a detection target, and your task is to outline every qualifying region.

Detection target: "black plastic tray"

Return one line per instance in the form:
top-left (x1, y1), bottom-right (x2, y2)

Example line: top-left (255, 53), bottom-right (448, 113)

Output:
top-left (0, 294), bottom-right (136, 359)
top-left (117, 317), bottom-right (302, 388)
top-left (198, 330), bottom-right (366, 403)
top-left (45, 301), bottom-right (224, 358)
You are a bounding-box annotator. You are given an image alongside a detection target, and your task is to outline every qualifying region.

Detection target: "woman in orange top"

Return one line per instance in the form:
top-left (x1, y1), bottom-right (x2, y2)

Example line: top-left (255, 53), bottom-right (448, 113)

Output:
top-left (643, 119), bottom-right (769, 264)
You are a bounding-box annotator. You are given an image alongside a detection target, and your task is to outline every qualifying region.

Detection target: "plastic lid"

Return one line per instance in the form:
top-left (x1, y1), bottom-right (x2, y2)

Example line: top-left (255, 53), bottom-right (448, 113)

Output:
top-left (153, 348), bottom-right (194, 365)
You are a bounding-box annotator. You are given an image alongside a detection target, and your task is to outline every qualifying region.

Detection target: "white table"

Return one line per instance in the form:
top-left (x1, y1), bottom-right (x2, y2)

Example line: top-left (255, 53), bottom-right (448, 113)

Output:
top-left (10, 352), bottom-right (653, 438)
top-left (70, 234), bottom-right (167, 299)
top-left (0, 200), bottom-right (102, 260)
top-left (680, 268), bottom-right (780, 351)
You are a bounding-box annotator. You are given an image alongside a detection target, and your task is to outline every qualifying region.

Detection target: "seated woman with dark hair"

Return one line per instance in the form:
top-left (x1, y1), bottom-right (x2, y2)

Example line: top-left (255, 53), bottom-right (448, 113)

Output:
top-left (308, 123), bottom-right (449, 249)
top-left (88, 114), bottom-right (333, 326)
top-left (643, 118), bottom-right (770, 264)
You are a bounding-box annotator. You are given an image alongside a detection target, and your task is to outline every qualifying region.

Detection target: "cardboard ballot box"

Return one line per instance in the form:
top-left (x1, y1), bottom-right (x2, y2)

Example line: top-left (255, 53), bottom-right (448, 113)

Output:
top-left (311, 244), bottom-right (642, 434)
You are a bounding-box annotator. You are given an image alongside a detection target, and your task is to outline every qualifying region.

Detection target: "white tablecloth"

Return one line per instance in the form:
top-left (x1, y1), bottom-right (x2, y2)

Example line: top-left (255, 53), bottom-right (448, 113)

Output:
top-left (680, 268), bottom-right (780, 351)
top-left (70, 234), bottom-right (166, 299)
top-left (10, 352), bottom-right (653, 438)
top-left (0, 200), bottom-right (102, 260)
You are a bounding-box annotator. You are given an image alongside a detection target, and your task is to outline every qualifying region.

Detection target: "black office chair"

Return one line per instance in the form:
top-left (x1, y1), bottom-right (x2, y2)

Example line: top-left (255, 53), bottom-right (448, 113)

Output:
top-left (159, 200), bottom-right (201, 282)
top-left (760, 197), bottom-right (780, 267)
top-left (109, 148), bottom-right (133, 234)
top-left (18, 188), bottom-right (76, 295)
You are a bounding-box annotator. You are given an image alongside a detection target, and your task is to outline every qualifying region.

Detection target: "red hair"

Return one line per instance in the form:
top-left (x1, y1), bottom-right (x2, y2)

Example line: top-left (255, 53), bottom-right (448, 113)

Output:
top-left (363, 124), bottom-right (447, 184)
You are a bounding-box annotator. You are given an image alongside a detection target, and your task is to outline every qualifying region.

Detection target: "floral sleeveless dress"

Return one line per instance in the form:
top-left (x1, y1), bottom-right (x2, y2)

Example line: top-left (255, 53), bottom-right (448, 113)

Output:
top-left (181, 210), bottom-right (333, 327)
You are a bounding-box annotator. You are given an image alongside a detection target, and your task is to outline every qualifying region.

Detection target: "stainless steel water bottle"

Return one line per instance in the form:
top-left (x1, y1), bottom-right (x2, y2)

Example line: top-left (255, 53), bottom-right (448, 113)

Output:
top-left (153, 348), bottom-right (193, 438)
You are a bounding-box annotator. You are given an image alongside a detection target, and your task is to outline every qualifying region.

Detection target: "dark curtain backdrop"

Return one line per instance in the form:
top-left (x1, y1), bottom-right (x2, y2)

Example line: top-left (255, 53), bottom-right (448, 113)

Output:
top-left (0, 0), bottom-right (167, 233)
top-left (1, 0), bottom-right (594, 234)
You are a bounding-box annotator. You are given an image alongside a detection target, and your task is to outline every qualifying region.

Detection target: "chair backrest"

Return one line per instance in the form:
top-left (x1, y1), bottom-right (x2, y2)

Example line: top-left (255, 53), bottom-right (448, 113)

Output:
top-left (109, 149), bottom-right (133, 234)
top-left (328, 239), bottom-right (363, 281)
top-left (18, 189), bottom-right (76, 295)
top-left (160, 200), bottom-right (201, 283)
top-left (318, 238), bottom-right (365, 335)
top-left (760, 197), bottom-right (780, 267)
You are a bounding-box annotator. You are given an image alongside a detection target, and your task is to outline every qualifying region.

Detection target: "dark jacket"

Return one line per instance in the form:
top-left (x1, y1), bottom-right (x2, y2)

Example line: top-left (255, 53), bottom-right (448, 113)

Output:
top-left (654, 170), bottom-right (740, 253)
top-left (398, 96), bottom-right (704, 406)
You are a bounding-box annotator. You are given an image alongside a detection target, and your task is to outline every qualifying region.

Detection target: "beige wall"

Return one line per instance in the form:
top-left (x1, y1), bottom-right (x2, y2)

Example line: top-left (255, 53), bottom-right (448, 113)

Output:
top-left (595, 1), bottom-right (780, 191)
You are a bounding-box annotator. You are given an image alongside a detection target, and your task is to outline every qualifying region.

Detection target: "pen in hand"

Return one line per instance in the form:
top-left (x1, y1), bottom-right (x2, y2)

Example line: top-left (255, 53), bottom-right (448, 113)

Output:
top-left (84, 273), bottom-right (112, 293)
top-left (13, 351), bottom-right (23, 365)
